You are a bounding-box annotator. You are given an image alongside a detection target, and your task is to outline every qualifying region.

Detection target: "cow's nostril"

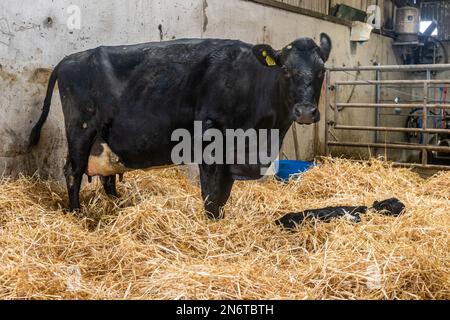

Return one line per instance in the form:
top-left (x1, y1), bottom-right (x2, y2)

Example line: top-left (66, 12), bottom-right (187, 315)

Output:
top-left (294, 104), bottom-right (320, 124)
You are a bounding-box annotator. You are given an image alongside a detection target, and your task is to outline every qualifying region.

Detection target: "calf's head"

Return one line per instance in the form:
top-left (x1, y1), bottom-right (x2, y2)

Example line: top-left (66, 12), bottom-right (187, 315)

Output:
top-left (253, 33), bottom-right (332, 124)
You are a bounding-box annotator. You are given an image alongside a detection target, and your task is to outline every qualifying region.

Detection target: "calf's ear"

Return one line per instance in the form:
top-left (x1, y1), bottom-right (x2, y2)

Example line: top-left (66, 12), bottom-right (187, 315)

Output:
top-left (319, 33), bottom-right (332, 62)
top-left (252, 44), bottom-right (280, 67)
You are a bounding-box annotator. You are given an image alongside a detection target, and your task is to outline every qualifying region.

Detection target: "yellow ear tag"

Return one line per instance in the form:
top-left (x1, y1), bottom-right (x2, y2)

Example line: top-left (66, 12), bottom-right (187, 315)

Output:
top-left (262, 50), bottom-right (277, 66)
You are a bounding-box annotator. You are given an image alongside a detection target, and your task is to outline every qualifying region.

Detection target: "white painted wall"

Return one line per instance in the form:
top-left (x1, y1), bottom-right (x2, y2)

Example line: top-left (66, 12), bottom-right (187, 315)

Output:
top-left (0, 0), bottom-right (204, 178)
top-left (0, 0), bottom-right (400, 179)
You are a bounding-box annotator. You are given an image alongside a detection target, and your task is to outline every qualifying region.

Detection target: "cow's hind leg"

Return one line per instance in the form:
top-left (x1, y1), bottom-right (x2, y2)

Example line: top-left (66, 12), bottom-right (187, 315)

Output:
top-left (101, 175), bottom-right (119, 198)
top-left (64, 160), bottom-right (81, 212)
top-left (65, 127), bottom-right (97, 212)
top-left (199, 164), bottom-right (234, 220)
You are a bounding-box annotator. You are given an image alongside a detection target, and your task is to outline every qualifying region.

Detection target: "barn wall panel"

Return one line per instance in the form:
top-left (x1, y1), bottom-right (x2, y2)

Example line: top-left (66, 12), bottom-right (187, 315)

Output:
top-left (274, 0), bottom-right (329, 14)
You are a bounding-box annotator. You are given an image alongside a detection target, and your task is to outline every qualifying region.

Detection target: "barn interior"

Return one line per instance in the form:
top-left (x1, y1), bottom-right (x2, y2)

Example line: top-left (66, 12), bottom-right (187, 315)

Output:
top-left (0, 0), bottom-right (449, 177)
top-left (1, 0), bottom-right (449, 177)
top-left (0, 0), bottom-right (448, 300)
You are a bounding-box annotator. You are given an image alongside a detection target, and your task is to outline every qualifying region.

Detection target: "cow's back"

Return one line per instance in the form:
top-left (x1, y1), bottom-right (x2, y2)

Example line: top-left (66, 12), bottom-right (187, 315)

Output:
top-left (55, 38), bottom-right (282, 170)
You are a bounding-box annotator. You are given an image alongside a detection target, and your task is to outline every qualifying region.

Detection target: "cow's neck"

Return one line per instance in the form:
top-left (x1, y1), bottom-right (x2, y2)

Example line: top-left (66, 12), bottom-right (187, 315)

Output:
top-left (274, 71), bottom-right (294, 130)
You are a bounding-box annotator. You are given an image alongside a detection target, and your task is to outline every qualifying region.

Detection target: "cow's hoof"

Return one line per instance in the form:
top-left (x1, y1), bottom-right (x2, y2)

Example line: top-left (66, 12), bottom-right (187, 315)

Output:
top-left (66, 207), bottom-right (82, 217)
top-left (205, 211), bottom-right (225, 221)
top-left (68, 206), bottom-right (80, 213)
top-left (106, 192), bottom-right (120, 199)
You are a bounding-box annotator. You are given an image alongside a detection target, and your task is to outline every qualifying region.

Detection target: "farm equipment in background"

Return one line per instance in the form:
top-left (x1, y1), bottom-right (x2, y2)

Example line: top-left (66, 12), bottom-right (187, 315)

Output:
top-left (393, 6), bottom-right (448, 66)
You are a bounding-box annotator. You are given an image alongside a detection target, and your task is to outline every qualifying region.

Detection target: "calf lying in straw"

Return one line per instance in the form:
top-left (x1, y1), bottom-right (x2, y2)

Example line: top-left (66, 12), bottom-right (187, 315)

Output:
top-left (276, 198), bottom-right (406, 230)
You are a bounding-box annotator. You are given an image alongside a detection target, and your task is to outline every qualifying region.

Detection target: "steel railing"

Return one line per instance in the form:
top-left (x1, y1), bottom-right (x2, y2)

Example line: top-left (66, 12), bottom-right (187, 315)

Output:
top-left (324, 63), bottom-right (450, 171)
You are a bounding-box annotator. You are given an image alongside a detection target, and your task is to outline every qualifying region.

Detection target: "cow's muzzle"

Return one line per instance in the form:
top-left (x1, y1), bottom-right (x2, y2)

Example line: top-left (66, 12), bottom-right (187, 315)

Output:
top-left (294, 103), bottom-right (320, 125)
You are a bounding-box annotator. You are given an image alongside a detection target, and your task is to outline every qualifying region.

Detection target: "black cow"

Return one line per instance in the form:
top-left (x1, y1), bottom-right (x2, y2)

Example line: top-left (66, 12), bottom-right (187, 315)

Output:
top-left (29, 35), bottom-right (332, 220)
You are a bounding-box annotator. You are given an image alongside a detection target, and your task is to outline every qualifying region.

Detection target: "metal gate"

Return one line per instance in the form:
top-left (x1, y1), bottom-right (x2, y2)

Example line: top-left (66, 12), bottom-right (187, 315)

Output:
top-left (324, 64), bottom-right (450, 170)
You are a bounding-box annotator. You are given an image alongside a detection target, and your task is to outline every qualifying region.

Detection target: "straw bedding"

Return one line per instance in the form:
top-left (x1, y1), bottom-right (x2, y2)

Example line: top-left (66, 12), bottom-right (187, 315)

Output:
top-left (0, 158), bottom-right (448, 300)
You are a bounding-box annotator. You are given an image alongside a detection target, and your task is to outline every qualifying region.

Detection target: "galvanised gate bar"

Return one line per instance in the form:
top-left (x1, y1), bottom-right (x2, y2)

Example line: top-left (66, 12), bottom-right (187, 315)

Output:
top-left (324, 63), bottom-right (450, 170)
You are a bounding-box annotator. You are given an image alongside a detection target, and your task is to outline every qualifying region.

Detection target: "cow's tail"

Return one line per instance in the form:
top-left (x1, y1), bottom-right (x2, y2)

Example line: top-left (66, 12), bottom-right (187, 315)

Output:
top-left (29, 65), bottom-right (59, 149)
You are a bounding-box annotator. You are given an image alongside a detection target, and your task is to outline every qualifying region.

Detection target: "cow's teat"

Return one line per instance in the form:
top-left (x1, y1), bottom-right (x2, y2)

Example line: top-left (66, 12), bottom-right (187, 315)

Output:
top-left (87, 137), bottom-right (129, 177)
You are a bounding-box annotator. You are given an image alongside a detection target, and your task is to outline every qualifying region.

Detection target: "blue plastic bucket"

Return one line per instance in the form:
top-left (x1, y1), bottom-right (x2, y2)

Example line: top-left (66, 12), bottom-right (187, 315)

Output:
top-left (274, 160), bottom-right (314, 182)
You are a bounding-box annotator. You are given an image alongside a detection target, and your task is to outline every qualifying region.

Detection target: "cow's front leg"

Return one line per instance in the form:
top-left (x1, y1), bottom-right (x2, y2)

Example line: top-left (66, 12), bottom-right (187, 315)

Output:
top-left (199, 164), bottom-right (234, 220)
top-left (101, 175), bottom-right (119, 198)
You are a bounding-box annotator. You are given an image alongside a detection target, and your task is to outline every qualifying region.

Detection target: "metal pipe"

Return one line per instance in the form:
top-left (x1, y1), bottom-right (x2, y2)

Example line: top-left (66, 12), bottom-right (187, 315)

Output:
top-left (378, 114), bottom-right (447, 118)
top-left (351, 160), bottom-right (450, 171)
top-left (422, 20), bottom-right (438, 37)
top-left (391, 162), bottom-right (450, 171)
top-left (422, 74), bottom-right (430, 166)
top-left (336, 103), bottom-right (450, 109)
top-left (324, 69), bottom-right (331, 156)
top-left (335, 80), bottom-right (450, 86)
top-left (327, 64), bottom-right (450, 72)
top-left (324, 64), bottom-right (450, 170)
top-left (334, 125), bottom-right (450, 134)
top-left (327, 141), bottom-right (450, 153)
top-left (334, 84), bottom-right (339, 126)
top-left (375, 66), bottom-right (381, 152)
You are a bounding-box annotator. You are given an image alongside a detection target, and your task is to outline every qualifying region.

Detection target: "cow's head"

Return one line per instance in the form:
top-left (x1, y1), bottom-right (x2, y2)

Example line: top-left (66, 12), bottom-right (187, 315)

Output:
top-left (253, 33), bottom-right (332, 124)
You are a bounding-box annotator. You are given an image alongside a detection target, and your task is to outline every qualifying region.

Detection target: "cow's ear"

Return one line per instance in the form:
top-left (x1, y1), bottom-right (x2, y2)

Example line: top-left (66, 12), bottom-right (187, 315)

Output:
top-left (252, 44), bottom-right (280, 67)
top-left (319, 33), bottom-right (332, 62)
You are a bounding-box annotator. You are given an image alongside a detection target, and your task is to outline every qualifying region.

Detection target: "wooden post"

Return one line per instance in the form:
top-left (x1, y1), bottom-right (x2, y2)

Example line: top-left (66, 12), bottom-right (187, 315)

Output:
top-left (292, 123), bottom-right (301, 160)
